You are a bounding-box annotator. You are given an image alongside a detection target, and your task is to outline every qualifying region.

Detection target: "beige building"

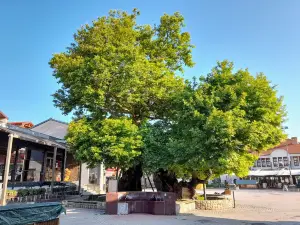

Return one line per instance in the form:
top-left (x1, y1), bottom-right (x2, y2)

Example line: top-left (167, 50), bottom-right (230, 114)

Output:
top-left (249, 137), bottom-right (300, 187)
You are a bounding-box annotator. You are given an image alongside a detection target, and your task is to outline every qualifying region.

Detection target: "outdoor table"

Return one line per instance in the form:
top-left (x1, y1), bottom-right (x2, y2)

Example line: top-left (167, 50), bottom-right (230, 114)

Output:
top-left (0, 202), bottom-right (65, 225)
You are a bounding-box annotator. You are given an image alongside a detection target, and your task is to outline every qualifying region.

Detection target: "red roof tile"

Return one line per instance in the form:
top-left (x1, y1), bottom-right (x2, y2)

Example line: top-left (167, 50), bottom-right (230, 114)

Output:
top-left (8, 122), bottom-right (34, 129)
top-left (260, 141), bottom-right (300, 156)
top-left (0, 111), bottom-right (8, 119)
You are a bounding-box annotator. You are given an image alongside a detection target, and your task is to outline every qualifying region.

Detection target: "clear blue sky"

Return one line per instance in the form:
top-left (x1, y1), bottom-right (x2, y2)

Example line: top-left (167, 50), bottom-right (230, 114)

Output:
top-left (0, 0), bottom-right (299, 137)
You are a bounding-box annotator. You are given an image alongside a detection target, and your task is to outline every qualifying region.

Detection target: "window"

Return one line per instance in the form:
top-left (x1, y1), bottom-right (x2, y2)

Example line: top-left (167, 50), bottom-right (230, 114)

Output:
top-left (253, 161), bottom-right (256, 167)
top-left (283, 157), bottom-right (289, 166)
top-left (261, 158), bottom-right (266, 167)
top-left (266, 158), bottom-right (271, 167)
top-left (273, 158), bottom-right (278, 167)
top-left (278, 157), bottom-right (283, 167)
top-left (257, 159), bottom-right (261, 167)
top-left (294, 156), bottom-right (299, 166)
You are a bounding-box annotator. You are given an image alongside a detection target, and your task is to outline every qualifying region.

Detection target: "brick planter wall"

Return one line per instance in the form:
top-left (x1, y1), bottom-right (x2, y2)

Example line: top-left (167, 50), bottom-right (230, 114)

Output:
top-left (195, 199), bottom-right (233, 210)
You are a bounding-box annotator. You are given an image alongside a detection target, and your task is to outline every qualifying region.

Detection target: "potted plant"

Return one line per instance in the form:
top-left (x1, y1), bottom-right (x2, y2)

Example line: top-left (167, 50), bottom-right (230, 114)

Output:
top-left (6, 190), bottom-right (18, 200)
top-left (224, 181), bottom-right (231, 195)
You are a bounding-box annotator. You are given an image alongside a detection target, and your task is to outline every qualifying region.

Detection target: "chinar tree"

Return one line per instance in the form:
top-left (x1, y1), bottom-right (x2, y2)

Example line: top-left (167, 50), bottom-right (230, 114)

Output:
top-left (49, 9), bottom-right (194, 191)
top-left (143, 61), bottom-right (286, 197)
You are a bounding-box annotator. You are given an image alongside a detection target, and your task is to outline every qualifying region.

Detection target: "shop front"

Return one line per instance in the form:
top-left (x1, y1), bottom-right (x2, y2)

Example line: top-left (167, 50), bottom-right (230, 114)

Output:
top-left (248, 169), bottom-right (300, 189)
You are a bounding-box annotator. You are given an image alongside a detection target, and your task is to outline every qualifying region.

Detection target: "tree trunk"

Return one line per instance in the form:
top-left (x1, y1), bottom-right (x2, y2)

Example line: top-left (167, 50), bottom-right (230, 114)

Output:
top-left (188, 176), bottom-right (202, 199)
top-left (203, 169), bottom-right (213, 200)
top-left (118, 164), bottom-right (143, 191)
top-left (117, 118), bottom-right (144, 192)
top-left (153, 169), bottom-right (182, 198)
top-left (203, 182), bottom-right (206, 200)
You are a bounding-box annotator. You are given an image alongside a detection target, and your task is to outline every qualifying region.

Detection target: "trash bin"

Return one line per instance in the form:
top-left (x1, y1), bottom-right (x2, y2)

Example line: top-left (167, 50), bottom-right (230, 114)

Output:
top-left (118, 202), bottom-right (128, 215)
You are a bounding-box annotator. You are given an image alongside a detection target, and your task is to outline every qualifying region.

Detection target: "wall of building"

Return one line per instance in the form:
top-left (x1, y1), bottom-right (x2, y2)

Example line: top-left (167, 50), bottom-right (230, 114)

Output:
top-left (0, 118), bottom-right (8, 124)
top-left (253, 149), bottom-right (300, 170)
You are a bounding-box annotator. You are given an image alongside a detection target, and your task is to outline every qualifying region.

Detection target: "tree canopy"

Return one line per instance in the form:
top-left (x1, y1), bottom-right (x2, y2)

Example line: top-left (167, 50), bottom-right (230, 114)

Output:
top-left (50, 9), bottom-right (286, 191)
top-left (49, 9), bottom-right (194, 124)
top-left (66, 117), bottom-right (142, 170)
top-left (143, 61), bottom-right (286, 180)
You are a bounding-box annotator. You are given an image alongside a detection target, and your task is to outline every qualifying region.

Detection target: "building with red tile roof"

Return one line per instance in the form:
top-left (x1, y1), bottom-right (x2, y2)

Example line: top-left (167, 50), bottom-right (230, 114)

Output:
top-left (8, 121), bottom-right (34, 129)
top-left (248, 137), bottom-right (300, 186)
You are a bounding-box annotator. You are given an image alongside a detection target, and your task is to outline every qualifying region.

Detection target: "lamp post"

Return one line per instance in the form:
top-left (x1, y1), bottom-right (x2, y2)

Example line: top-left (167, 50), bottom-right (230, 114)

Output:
top-left (283, 126), bottom-right (293, 185)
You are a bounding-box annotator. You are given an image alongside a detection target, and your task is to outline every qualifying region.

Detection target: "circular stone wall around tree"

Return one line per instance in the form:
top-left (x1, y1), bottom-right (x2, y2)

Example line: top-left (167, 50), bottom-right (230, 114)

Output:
top-left (195, 199), bottom-right (233, 210)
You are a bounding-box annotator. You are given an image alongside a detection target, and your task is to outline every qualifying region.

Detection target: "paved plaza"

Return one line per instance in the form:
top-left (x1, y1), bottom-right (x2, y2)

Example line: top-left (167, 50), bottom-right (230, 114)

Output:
top-left (60, 189), bottom-right (300, 225)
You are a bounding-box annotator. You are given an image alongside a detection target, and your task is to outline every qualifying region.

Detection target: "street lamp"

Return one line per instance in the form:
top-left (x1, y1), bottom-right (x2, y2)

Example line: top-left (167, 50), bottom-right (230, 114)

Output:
top-left (283, 126), bottom-right (293, 185)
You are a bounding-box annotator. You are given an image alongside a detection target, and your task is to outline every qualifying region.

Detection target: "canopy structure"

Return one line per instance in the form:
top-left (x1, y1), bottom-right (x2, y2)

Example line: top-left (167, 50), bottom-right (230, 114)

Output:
top-left (249, 169), bottom-right (300, 177)
top-left (0, 123), bottom-right (68, 206)
top-left (0, 124), bottom-right (66, 149)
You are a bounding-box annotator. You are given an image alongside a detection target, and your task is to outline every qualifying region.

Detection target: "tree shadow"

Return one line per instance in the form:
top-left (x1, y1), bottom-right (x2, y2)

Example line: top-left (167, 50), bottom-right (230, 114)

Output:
top-left (177, 214), bottom-right (300, 225)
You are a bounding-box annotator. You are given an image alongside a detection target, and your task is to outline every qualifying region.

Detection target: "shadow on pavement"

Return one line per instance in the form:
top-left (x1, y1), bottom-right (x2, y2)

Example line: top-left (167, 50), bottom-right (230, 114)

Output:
top-left (178, 214), bottom-right (300, 225)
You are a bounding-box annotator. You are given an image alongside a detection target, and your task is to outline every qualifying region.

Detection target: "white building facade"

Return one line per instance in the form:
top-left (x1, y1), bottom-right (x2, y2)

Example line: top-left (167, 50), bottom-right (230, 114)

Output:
top-left (249, 137), bottom-right (300, 186)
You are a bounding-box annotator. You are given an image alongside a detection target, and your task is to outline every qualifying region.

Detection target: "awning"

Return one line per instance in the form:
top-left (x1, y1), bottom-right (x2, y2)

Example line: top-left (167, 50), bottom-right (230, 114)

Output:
top-left (277, 169), bottom-right (291, 176)
top-left (0, 124), bottom-right (66, 149)
top-left (249, 170), bottom-right (278, 176)
top-left (249, 169), bottom-right (300, 177)
top-left (291, 169), bottom-right (300, 176)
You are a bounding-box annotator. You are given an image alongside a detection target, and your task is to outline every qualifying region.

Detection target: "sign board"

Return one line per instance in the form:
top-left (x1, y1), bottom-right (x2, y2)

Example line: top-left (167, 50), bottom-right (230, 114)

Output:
top-left (236, 180), bottom-right (257, 185)
top-left (108, 179), bottom-right (118, 192)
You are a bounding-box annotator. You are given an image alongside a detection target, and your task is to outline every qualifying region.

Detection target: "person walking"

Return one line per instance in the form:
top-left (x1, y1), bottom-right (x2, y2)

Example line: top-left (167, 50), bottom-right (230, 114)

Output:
top-left (283, 181), bottom-right (289, 191)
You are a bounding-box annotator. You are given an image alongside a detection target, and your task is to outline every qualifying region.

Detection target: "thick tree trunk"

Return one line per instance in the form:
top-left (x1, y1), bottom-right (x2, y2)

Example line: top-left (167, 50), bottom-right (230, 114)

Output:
top-left (153, 169), bottom-right (182, 198)
top-left (118, 164), bottom-right (143, 191)
top-left (117, 118), bottom-right (144, 192)
top-left (153, 170), bottom-right (211, 200)
top-left (189, 176), bottom-right (202, 199)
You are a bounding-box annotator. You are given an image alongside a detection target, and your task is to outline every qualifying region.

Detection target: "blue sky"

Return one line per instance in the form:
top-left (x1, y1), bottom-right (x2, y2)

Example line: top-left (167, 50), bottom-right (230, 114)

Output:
top-left (0, 0), bottom-right (299, 137)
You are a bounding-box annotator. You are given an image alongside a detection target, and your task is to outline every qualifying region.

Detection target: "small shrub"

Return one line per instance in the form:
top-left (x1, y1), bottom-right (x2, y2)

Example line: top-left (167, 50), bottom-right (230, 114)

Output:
top-left (195, 195), bottom-right (205, 200)
top-left (17, 188), bottom-right (46, 197)
top-left (33, 189), bottom-right (40, 195)
top-left (39, 188), bottom-right (46, 195)
top-left (17, 189), bottom-right (29, 197)
top-left (28, 189), bottom-right (35, 196)
top-left (7, 190), bottom-right (17, 196)
top-left (69, 186), bottom-right (77, 192)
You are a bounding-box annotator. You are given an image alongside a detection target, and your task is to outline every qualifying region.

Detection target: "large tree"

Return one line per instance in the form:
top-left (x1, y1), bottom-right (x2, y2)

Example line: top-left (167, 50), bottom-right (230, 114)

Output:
top-left (143, 61), bottom-right (286, 196)
top-left (49, 9), bottom-right (194, 190)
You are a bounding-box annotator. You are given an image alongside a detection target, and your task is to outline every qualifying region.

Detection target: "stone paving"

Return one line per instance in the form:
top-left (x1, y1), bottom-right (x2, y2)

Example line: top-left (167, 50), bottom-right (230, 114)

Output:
top-left (60, 189), bottom-right (300, 225)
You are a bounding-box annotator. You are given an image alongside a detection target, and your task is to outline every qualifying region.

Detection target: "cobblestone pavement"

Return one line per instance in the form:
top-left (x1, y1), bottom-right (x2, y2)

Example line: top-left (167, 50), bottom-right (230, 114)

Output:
top-left (60, 189), bottom-right (300, 225)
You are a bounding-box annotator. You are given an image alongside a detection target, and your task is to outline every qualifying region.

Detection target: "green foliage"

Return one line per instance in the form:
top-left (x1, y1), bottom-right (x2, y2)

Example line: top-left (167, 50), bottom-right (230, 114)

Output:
top-left (39, 188), bottom-right (46, 195)
top-left (49, 9), bottom-right (193, 122)
top-left (50, 9), bottom-right (194, 169)
top-left (17, 188), bottom-right (46, 197)
top-left (143, 61), bottom-right (286, 179)
top-left (142, 121), bottom-right (174, 173)
top-left (6, 190), bottom-right (17, 196)
top-left (17, 189), bottom-right (29, 197)
top-left (66, 117), bottom-right (142, 169)
top-left (195, 194), bottom-right (204, 200)
top-left (49, 8), bottom-right (285, 182)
